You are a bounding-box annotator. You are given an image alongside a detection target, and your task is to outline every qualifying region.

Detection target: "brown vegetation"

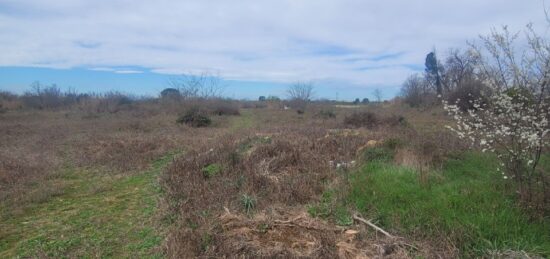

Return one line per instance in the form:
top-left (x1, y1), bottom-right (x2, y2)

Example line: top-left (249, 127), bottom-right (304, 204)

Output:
top-left (1, 92), bottom-right (516, 258)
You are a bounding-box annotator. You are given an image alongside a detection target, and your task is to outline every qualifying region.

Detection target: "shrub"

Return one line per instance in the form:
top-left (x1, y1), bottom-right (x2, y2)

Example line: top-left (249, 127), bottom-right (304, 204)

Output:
top-left (211, 102), bottom-right (240, 116)
top-left (343, 112), bottom-right (407, 129)
top-left (343, 111), bottom-right (378, 128)
top-left (177, 108), bottom-right (212, 127)
top-left (287, 99), bottom-right (308, 114)
top-left (315, 109), bottom-right (336, 119)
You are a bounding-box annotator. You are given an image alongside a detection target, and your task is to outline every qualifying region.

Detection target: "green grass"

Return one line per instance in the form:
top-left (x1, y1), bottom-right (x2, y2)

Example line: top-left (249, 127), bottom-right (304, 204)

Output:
top-left (229, 109), bottom-right (256, 131)
top-left (347, 152), bottom-right (550, 257)
top-left (0, 153), bottom-right (176, 258)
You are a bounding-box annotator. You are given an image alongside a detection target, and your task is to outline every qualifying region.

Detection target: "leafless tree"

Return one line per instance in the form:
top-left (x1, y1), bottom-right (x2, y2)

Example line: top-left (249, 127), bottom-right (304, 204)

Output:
top-left (287, 81), bottom-right (314, 101)
top-left (442, 48), bottom-right (482, 92)
top-left (401, 74), bottom-right (429, 106)
top-left (167, 71), bottom-right (225, 99)
top-left (372, 88), bottom-right (382, 102)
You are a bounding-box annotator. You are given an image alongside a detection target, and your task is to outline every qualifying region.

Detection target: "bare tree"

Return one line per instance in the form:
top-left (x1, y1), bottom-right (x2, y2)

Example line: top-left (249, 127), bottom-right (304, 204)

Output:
top-left (401, 74), bottom-right (429, 106)
top-left (167, 71), bottom-right (225, 99)
top-left (442, 48), bottom-right (482, 92)
top-left (286, 81), bottom-right (314, 113)
top-left (287, 81), bottom-right (314, 101)
top-left (372, 88), bottom-right (382, 102)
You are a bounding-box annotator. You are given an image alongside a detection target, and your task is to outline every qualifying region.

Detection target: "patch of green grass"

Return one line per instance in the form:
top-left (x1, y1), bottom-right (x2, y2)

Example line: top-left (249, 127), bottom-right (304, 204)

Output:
top-left (229, 109), bottom-right (256, 131)
top-left (0, 153), bottom-right (177, 258)
top-left (347, 152), bottom-right (550, 257)
top-left (202, 163), bottom-right (222, 178)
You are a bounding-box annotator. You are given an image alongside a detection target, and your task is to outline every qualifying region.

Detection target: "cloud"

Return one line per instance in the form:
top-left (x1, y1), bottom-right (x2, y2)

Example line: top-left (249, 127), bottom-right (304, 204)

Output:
top-left (74, 40), bottom-right (102, 49)
top-left (114, 70), bottom-right (143, 74)
top-left (0, 0), bottom-right (546, 90)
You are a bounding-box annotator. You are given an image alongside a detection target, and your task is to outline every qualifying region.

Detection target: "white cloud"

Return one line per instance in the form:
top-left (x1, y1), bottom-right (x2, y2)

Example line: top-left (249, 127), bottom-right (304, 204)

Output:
top-left (0, 0), bottom-right (546, 89)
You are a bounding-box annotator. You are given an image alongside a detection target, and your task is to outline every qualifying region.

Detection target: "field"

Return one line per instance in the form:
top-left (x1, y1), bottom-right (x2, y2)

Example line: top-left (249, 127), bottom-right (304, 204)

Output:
top-left (1, 100), bottom-right (548, 258)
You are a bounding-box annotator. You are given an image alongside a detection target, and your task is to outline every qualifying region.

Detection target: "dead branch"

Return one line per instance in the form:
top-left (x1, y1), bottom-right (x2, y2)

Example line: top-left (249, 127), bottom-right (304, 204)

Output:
top-left (352, 214), bottom-right (394, 238)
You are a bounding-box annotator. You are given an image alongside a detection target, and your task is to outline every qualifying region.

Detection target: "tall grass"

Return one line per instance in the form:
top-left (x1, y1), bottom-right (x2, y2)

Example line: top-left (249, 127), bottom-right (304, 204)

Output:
top-left (348, 152), bottom-right (550, 257)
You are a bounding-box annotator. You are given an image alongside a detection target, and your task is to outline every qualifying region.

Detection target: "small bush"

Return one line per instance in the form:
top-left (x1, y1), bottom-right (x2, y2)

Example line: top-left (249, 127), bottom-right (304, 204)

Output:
top-left (177, 108), bottom-right (212, 127)
top-left (344, 112), bottom-right (408, 128)
top-left (211, 102), bottom-right (240, 116)
top-left (343, 111), bottom-right (378, 128)
top-left (315, 109), bottom-right (336, 119)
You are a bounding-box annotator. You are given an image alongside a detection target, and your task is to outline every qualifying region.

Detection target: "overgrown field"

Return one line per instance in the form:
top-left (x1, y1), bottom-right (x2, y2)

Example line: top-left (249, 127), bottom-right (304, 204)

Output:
top-left (0, 100), bottom-right (548, 258)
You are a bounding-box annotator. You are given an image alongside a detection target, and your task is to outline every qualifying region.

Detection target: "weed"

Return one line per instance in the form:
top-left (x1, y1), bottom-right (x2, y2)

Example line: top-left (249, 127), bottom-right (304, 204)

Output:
top-left (241, 194), bottom-right (256, 215)
top-left (200, 233), bottom-right (212, 252)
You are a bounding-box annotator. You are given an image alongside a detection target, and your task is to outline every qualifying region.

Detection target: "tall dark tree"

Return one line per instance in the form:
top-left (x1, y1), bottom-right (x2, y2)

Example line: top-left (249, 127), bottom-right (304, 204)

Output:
top-left (425, 52), bottom-right (442, 95)
top-left (160, 88), bottom-right (180, 99)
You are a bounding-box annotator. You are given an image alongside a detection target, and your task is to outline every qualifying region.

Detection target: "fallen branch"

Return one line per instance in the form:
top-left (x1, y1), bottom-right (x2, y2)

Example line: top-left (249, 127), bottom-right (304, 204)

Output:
top-left (352, 214), bottom-right (394, 238)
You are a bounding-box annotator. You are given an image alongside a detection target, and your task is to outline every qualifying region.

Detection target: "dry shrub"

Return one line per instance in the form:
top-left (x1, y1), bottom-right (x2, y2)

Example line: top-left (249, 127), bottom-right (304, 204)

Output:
top-left (241, 101), bottom-right (268, 109)
top-left (176, 107), bottom-right (212, 127)
top-left (343, 111), bottom-right (407, 129)
top-left (392, 128), bottom-right (467, 172)
top-left (211, 101), bottom-right (240, 116)
top-left (161, 126), bottom-right (380, 257)
top-left (315, 109), bottom-right (337, 119)
top-left (74, 133), bottom-right (180, 172)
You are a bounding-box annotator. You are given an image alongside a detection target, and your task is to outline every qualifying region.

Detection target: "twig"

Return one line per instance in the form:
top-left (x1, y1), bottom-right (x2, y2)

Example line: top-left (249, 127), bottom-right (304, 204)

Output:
top-left (352, 214), bottom-right (394, 238)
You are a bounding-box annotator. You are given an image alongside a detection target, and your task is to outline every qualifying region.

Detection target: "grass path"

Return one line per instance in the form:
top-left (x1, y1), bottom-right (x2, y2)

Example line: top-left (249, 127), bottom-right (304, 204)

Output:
top-left (0, 154), bottom-right (176, 258)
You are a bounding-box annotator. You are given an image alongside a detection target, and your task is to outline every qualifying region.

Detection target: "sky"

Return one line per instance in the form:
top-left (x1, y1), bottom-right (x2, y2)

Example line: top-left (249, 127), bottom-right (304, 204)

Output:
top-left (0, 0), bottom-right (547, 100)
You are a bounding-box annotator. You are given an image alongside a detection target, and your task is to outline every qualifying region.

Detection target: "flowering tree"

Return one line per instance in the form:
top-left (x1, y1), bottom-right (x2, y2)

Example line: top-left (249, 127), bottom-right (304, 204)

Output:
top-left (443, 24), bottom-right (549, 208)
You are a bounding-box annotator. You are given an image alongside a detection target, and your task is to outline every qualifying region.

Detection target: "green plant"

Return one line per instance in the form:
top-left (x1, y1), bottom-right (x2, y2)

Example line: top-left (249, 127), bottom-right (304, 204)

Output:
top-left (257, 223), bottom-right (270, 233)
top-left (240, 194), bottom-right (256, 215)
top-left (202, 163), bottom-right (222, 178)
top-left (307, 190), bottom-right (334, 219)
top-left (200, 233), bottom-right (212, 252)
top-left (334, 207), bottom-right (353, 226)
